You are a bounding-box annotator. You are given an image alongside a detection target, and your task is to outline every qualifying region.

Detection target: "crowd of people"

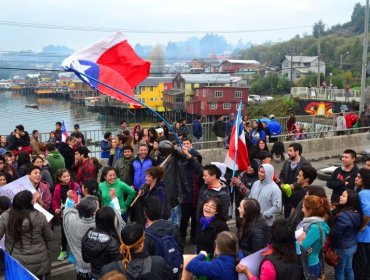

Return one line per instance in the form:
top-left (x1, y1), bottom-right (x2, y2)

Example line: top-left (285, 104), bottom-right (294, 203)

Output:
top-left (0, 118), bottom-right (369, 280)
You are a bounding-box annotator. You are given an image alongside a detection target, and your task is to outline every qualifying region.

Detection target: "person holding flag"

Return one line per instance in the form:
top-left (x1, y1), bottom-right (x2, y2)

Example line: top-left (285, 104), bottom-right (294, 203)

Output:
top-left (61, 120), bottom-right (69, 142)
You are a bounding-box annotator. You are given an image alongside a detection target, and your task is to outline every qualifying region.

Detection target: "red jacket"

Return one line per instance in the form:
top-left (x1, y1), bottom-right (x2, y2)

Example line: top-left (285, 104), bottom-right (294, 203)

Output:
top-left (35, 181), bottom-right (52, 210)
top-left (75, 158), bottom-right (96, 185)
top-left (52, 181), bottom-right (79, 212)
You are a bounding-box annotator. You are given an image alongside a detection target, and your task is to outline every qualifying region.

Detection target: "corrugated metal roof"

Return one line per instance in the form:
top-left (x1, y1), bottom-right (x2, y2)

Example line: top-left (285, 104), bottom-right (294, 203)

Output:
top-left (284, 56), bottom-right (320, 63)
top-left (137, 77), bottom-right (173, 87)
top-left (224, 59), bottom-right (260, 64)
top-left (180, 73), bottom-right (230, 83)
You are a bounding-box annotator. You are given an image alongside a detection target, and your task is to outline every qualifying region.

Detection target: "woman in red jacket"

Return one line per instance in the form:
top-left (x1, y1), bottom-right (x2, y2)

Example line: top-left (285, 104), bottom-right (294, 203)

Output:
top-left (52, 168), bottom-right (79, 261)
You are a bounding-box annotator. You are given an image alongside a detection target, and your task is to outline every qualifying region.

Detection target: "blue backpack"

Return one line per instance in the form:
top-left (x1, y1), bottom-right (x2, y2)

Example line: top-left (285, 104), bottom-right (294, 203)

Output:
top-left (145, 231), bottom-right (183, 274)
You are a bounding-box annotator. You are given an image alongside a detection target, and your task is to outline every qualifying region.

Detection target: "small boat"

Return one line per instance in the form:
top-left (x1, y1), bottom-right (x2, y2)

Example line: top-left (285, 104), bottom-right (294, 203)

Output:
top-left (25, 104), bottom-right (39, 109)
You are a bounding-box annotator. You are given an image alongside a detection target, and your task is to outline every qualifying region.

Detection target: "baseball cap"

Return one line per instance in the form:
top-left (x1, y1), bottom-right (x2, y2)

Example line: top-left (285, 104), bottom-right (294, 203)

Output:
top-left (74, 124), bottom-right (80, 129)
top-left (269, 114), bottom-right (275, 119)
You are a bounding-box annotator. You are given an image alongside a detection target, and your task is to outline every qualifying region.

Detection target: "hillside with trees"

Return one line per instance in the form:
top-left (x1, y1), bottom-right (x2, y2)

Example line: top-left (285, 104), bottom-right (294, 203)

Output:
top-left (234, 2), bottom-right (369, 94)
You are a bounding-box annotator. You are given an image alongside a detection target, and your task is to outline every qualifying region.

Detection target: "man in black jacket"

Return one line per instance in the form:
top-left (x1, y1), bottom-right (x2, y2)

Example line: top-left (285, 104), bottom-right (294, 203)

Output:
top-left (7, 124), bottom-right (31, 155)
top-left (278, 142), bottom-right (311, 218)
top-left (182, 148), bottom-right (230, 220)
top-left (212, 116), bottom-right (226, 147)
top-left (327, 149), bottom-right (359, 203)
top-left (59, 136), bottom-right (76, 171)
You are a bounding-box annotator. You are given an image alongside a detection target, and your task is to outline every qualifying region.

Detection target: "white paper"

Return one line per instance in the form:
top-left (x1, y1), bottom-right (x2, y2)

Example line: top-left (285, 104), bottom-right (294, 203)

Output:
top-left (34, 203), bottom-right (54, 222)
top-left (295, 227), bottom-right (304, 240)
top-left (238, 247), bottom-right (269, 280)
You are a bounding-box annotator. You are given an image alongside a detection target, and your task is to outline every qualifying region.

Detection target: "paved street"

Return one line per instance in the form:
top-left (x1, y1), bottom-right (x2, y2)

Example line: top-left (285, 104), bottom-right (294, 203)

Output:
top-left (37, 157), bottom-right (364, 279)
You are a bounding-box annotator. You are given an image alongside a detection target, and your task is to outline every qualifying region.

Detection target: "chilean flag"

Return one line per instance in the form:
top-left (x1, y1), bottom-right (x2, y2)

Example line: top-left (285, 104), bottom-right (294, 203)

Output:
top-left (61, 120), bottom-right (69, 142)
top-left (224, 102), bottom-right (249, 172)
top-left (61, 32), bottom-right (150, 106)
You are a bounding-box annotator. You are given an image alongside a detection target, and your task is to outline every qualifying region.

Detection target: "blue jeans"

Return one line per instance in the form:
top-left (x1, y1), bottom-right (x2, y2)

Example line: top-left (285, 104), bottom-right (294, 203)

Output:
top-left (169, 205), bottom-right (182, 227)
top-left (334, 245), bottom-right (357, 280)
top-left (308, 262), bottom-right (321, 278)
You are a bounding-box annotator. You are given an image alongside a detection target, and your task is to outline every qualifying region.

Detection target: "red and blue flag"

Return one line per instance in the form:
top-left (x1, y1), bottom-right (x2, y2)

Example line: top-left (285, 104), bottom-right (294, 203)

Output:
top-left (61, 32), bottom-right (150, 106)
top-left (224, 102), bottom-right (249, 172)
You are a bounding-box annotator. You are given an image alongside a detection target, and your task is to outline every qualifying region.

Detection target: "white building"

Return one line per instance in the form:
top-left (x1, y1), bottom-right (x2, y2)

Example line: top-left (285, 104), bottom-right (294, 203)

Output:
top-left (281, 56), bottom-right (326, 84)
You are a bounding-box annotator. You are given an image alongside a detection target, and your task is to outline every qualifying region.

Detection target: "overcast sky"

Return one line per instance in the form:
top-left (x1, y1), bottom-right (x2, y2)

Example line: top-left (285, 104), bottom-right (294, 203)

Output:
top-left (0, 0), bottom-right (361, 52)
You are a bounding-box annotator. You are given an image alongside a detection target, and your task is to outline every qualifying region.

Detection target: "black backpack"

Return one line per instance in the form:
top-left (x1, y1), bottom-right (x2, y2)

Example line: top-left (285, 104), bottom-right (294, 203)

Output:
top-left (145, 231), bottom-right (183, 275)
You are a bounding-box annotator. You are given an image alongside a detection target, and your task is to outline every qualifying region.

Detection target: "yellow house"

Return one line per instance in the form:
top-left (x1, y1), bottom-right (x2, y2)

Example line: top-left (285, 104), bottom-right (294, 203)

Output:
top-left (131, 77), bottom-right (173, 112)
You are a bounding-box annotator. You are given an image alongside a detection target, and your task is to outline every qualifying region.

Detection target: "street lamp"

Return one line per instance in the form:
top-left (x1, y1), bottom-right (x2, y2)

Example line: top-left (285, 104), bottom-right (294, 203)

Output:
top-left (340, 52), bottom-right (350, 69)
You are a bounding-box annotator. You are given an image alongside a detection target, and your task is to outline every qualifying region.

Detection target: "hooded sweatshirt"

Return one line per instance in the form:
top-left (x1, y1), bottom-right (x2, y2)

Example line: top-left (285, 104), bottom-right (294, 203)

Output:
top-left (46, 151), bottom-right (65, 183)
top-left (248, 163), bottom-right (282, 226)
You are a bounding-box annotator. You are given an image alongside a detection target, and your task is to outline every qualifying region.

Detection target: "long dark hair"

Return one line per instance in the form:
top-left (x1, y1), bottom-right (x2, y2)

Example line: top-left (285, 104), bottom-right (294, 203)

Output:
top-left (271, 219), bottom-right (296, 263)
top-left (95, 206), bottom-right (120, 242)
top-left (7, 190), bottom-right (36, 247)
top-left (270, 141), bottom-right (286, 158)
top-left (335, 189), bottom-right (362, 215)
top-left (100, 166), bottom-right (117, 183)
top-left (17, 151), bottom-right (31, 167)
top-left (239, 198), bottom-right (261, 238)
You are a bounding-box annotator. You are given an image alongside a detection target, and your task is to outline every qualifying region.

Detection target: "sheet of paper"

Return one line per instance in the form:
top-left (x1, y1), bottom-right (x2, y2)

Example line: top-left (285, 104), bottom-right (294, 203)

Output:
top-left (34, 203), bottom-right (54, 222)
top-left (295, 227), bottom-right (304, 240)
top-left (238, 247), bottom-right (269, 280)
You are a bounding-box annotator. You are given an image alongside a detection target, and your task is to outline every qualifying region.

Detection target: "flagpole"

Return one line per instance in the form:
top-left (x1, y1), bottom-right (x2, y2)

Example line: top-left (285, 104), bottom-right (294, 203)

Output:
top-left (72, 70), bottom-right (182, 146)
top-left (231, 101), bottom-right (242, 193)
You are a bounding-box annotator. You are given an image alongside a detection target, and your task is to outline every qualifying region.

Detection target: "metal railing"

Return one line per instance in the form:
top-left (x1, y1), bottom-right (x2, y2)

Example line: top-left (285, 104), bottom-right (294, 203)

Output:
top-left (37, 115), bottom-right (358, 158)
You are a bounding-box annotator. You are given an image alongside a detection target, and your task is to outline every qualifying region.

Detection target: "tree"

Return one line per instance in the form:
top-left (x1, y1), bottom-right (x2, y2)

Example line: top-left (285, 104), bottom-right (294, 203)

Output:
top-left (148, 45), bottom-right (166, 76)
top-left (276, 77), bottom-right (291, 94)
top-left (313, 20), bottom-right (326, 38)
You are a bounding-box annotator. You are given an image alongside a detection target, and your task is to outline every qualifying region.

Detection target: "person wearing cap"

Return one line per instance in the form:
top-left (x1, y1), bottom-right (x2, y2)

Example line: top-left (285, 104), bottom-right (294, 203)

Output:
top-left (267, 115), bottom-right (282, 143)
top-left (71, 124), bottom-right (85, 146)
top-left (100, 223), bottom-right (173, 279)
top-left (156, 120), bottom-right (169, 140)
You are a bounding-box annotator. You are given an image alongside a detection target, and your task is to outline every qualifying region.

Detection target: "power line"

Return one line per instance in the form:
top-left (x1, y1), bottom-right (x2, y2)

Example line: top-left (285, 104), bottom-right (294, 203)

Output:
top-left (0, 20), bottom-right (313, 34)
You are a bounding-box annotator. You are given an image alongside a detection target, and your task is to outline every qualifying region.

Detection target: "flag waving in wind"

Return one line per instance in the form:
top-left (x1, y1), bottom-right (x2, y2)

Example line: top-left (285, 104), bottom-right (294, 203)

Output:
top-left (224, 101), bottom-right (249, 173)
top-left (61, 120), bottom-right (69, 142)
top-left (61, 32), bottom-right (150, 106)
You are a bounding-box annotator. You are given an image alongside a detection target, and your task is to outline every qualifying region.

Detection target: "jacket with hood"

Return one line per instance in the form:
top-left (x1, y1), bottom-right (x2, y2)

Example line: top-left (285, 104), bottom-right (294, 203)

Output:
top-left (100, 251), bottom-right (173, 280)
top-left (0, 210), bottom-right (52, 276)
top-left (267, 119), bottom-right (282, 137)
top-left (81, 228), bottom-right (121, 278)
top-left (46, 151), bottom-right (65, 183)
top-left (192, 119), bottom-right (203, 139)
top-left (248, 164), bottom-right (282, 226)
top-left (331, 209), bottom-right (361, 249)
top-left (64, 207), bottom-right (123, 274)
top-left (100, 139), bottom-right (111, 159)
top-left (144, 219), bottom-right (184, 256)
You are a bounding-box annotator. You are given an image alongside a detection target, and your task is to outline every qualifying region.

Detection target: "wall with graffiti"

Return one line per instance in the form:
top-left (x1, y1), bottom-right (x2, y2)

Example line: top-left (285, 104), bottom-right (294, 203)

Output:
top-left (298, 100), bottom-right (353, 117)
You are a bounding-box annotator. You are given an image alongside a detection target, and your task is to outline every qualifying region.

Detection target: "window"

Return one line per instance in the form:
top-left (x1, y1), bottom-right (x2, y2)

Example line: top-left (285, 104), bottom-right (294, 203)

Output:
top-left (201, 102), bottom-right (204, 109)
top-left (283, 61), bottom-right (289, 67)
top-left (223, 103), bottom-right (231, 109)
top-left (235, 91), bottom-right (242, 98)
top-left (138, 98), bottom-right (145, 103)
top-left (295, 73), bottom-right (301, 79)
top-left (149, 86), bottom-right (154, 92)
top-left (196, 89), bottom-right (199, 96)
top-left (140, 86), bottom-right (146, 92)
top-left (203, 90), bottom-right (207, 97)
top-left (209, 103), bottom-right (217, 110)
top-left (215, 91), bottom-right (223, 98)
top-left (150, 98), bottom-right (158, 102)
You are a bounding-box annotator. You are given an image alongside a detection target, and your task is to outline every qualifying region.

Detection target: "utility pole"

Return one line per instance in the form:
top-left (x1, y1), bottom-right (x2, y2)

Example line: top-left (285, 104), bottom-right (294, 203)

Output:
top-left (317, 28), bottom-right (321, 91)
top-left (360, 0), bottom-right (369, 114)
top-left (290, 48), bottom-right (293, 87)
